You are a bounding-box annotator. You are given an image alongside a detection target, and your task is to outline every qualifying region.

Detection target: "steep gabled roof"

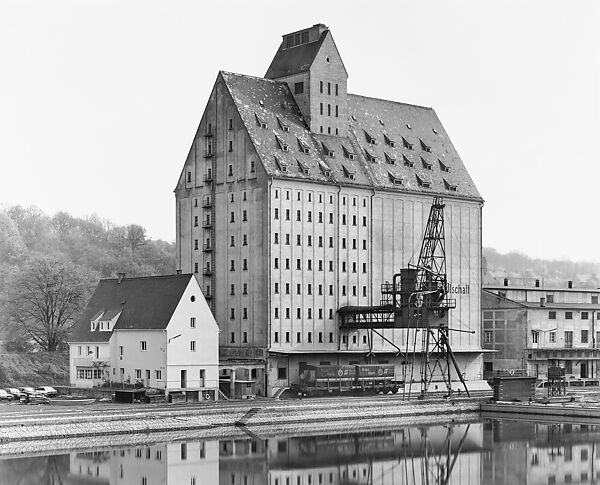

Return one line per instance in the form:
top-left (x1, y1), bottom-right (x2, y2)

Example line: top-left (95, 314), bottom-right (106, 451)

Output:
top-left (265, 30), bottom-right (328, 79)
top-left (221, 71), bottom-right (482, 201)
top-left (70, 274), bottom-right (194, 343)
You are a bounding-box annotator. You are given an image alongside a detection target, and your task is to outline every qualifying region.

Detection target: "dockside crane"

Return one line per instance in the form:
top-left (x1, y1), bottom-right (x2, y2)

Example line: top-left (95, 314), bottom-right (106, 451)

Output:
top-left (338, 196), bottom-right (473, 398)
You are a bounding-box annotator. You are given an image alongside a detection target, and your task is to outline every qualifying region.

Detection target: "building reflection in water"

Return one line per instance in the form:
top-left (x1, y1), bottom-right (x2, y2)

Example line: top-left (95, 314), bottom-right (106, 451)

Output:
top-left (3, 420), bottom-right (600, 484)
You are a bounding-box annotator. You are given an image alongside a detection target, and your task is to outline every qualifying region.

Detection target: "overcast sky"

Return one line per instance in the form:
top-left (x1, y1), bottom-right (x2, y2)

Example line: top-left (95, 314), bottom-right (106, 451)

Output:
top-left (1, 0), bottom-right (598, 262)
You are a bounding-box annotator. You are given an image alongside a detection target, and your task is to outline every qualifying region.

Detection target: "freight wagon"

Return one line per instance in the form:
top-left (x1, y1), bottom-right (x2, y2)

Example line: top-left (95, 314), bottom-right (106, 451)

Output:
top-left (295, 364), bottom-right (399, 397)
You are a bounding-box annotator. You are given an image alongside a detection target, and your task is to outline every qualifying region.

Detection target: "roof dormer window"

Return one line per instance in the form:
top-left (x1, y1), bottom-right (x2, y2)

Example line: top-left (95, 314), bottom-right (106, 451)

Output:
top-left (275, 135), bottom-right (289, 152)
top-left (444, 178), bottom-right (458, 192)
top-left (403, 154), bottom-right (414, 168)
top-left (421, 157), bottom-right (433, 170)
top-left (402, 137), bottom-right (413, 150)
top-left (321, 142), bottom-right (334, 158)
top-left (364, 149), bottom-right (376, 162)
top-left (342, 164), bottom-right (356, 180)
top-left (416, 175), bottom-right (431, 188)
top-left (342, 145), bottom-right (355, 160)
top-left (255, 113), bottom-right (267, 129)
top-left (384, 152), bottom-right (396, 165)
top-left (420, 139), bottom-right (431, 153)
top-left (388, 171), bottom-right (403, 186)
top-left (277, 116), bottom-right (290, 132)
top-left (318, 160), bottom-right (332, 177)
top-left (274, 155), bottom-right (288, 173)
top-left (297, 159), bottom-right (310, 175)
top-left (365, 131), bottom-right (377, 145)
top-left (383, 134), bottom-right (395, 147)
top-left (438, 159), bottom-right (450, 173)
top-left (297, 138), bottom-right (310, 154)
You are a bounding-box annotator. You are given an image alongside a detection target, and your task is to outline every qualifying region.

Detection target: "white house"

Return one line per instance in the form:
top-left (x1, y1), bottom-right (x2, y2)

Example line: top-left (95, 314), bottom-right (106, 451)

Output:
top-left (68, 273), bottom-right (220, 401)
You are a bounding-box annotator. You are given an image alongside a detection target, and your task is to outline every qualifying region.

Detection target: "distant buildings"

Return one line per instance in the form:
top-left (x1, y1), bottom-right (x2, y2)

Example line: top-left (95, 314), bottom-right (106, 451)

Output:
top-left (483, 280), bottom-right (600, 380)
top-left (68, 273), bottom-right (219, 401)
top-left (174, 23), bottom-right (484, 396)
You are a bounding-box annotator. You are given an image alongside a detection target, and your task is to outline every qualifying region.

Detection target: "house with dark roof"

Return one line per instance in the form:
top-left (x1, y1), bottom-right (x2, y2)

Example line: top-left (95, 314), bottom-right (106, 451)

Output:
top-left (68, 273), bottom-right (219, 400)
top-left (483, 280), bottom-right (600, 381)
top-left (175, 24), bottom-right (485, 397)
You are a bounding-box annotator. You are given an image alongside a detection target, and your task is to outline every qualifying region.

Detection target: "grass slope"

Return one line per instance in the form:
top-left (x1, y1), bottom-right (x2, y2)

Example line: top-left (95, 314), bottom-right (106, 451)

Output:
top-left (0, 352), bottom-right (69, 387)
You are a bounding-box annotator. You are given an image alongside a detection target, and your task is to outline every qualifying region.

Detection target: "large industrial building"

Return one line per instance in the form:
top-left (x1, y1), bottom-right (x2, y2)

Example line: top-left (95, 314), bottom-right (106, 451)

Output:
top-left (175, 24), bottom-right (485, 397)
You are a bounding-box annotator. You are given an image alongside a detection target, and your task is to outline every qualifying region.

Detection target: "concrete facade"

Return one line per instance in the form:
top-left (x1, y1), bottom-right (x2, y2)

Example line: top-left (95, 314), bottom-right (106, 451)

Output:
top-left (175, 24), bottom-right (485, 396)
top-left (483, 282), bottom-right (600, 380)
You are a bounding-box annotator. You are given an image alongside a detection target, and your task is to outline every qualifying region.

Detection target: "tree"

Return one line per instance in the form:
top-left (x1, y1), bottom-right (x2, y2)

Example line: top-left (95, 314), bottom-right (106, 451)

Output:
top-left (125, 224), bottom-right (146, 253)
top-left (6, 255), bottom-right (96, 351)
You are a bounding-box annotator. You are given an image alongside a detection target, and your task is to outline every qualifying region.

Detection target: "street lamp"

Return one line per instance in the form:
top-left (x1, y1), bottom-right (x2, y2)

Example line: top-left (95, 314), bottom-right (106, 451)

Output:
top-left (168, 334), bottom-right (182, 343)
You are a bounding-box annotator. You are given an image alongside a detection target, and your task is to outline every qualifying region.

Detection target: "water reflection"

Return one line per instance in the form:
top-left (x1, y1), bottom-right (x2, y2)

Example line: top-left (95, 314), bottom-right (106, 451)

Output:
top-left (2, 420), bottom-right (600, 484)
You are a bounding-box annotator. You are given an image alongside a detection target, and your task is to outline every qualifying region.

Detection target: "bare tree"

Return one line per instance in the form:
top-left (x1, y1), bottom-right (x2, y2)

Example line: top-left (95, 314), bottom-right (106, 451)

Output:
top-left (7, 256), bottom-right (96, 351)
top-left (125, 224), bottom-right (146, 253)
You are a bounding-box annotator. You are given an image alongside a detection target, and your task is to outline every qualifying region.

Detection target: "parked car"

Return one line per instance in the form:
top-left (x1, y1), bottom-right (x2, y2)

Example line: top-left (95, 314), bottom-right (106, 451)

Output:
top-left (18, 387), bottom-right (35, 395)
top-left (0, 389), bottom-right (13, 401)
top-left (5, 388), bottom-right (24, 399)
top-left (36, 386), bottom-right (58, 397)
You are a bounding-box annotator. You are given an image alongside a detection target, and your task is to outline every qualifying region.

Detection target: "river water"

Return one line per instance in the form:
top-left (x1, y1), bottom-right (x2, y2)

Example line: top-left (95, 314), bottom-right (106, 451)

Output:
top-left (0, 416), bottom-right (597, 484)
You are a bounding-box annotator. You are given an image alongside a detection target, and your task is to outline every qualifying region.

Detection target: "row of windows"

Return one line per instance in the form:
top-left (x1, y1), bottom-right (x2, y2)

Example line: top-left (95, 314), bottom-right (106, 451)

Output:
top-left (273, 258), bottom-right (368, 273)
top-left (228, 284), bottom-right (249, 295)
top-left (274, 190), bottom-right (369, 208)
top-left (319, 102), bottom-right (339, 118)
top-left (274, 234), bottom-right (368, 250)
top-left (273, 307), bottom-right (336, 320)
top-left (271, 332), bottom-right (372, 346)
top-left (273, 209), bottom-right (367, 226)
top-left (108, 368), bottom-right (163, 380)
top-left (319, 81), bottom-right (339, 96)
top-left (274, 283), bottom-right (368, 296)
top-left (548, 311), bottom-right (598, 320)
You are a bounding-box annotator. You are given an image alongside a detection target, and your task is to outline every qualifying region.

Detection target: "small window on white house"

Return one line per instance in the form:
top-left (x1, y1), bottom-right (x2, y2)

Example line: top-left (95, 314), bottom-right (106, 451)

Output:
top-left (140, 341), bottom-right (147, 351)
top-left (532, 331), bottom-right (539, 344)
top-left (190, 317), bottom-right (196, 328)
top-left (190, 341), bottom-right (196, 352)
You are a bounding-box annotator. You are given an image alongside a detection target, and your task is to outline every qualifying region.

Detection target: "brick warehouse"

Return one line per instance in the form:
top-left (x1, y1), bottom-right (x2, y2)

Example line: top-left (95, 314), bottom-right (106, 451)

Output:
top-left (174, 24), bottom-right (486, 397)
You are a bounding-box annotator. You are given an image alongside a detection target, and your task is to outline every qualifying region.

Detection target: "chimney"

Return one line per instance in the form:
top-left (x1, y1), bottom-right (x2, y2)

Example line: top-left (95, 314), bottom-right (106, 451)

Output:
top-left (117, 272), bottom-right (126, 284)
top-left (176, 269), bottom-right (182, 275)
top-left (535, 279), bottom-right (540, 288)
top-left (503, 278), bottom-right (509, 287)
top-left (568, 280), bottom-right (573, 289)
top-left (540, 297), bottom-right (546, 307)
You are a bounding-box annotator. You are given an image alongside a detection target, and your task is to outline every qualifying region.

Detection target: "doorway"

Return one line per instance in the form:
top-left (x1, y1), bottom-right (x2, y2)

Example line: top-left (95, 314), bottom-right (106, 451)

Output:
top-left (581, 363), bottom-right (588, 379)
top-left (181, 369), bottom-right (187, 388)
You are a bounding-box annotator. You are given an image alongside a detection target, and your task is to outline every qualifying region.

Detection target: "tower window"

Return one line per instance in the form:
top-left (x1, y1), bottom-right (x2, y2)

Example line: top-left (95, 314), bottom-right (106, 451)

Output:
top-left (320, 81), bottom-right (323, 93)
top-left (294, 82), bottom-right (304, 94)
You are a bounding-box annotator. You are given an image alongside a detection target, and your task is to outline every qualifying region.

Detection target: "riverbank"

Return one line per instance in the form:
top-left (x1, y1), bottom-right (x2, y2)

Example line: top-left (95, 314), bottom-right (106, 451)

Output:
top-left (0, 395), bottom-right (482, 451)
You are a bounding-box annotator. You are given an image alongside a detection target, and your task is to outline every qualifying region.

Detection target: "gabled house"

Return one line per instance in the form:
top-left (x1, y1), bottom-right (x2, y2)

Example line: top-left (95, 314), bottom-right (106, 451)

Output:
top-left (68, 273), bottom-right (219, 401)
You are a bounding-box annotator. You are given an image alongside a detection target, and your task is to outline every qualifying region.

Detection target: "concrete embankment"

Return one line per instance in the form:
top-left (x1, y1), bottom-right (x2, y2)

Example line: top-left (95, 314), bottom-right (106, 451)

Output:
top-left (0, 396), bottom-right (481, 452)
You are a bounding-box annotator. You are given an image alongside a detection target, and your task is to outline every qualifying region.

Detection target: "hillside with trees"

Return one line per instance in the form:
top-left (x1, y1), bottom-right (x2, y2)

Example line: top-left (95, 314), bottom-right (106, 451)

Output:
top-left (0, 205), bottom-right (175, 352)
top-left (483, 247), bottom-right (600, 288)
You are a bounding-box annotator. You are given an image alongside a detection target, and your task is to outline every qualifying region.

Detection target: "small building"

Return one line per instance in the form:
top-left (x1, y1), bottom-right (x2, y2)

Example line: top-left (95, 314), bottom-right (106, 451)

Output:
top-left (483, 280), bottom-right (600, 380)
top-left (68, 273), bottom-right (220, 401)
